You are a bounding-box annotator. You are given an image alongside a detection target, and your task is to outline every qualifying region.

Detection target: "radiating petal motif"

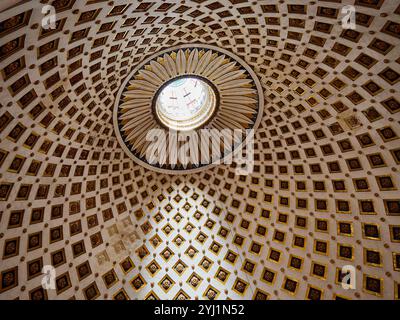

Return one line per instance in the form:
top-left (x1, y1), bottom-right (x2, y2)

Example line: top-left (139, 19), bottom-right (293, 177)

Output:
top-left (220, 103), bottom-right (255, 114)
top-left (176, 50), bottom-right (186, 75)
top-left (123, 91), bottom-right (153, 98)
top-left (149, 61), bottom-right (170, 81)
top-left (213, 69), bottom-right (246, 84)
top-left (186, 49), bottom-right (199, 74)
top-left (128, 79), bottom-right (158, 91)
top-left (138, 70), bottom-right (163, 87)
top-left (202, 54), bottom-right (225, 78)
top-left (115, 45), bottom-right (263, 173)
top-left (164, 53), bottom-right (177, 77)
top-left (195, 50), bottom-right (213, 75)
top-left (220, 88), bottom-right (256, 96)
top-left (208, 61), bottom-right (237, 81)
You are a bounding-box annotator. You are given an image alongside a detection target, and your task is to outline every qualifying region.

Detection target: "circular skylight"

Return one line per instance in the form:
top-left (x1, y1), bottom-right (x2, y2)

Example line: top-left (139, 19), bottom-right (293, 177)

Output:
top-left (155, 76), bottom-right (217, 131)
top-left (114, 44), bottom-right (263, 174)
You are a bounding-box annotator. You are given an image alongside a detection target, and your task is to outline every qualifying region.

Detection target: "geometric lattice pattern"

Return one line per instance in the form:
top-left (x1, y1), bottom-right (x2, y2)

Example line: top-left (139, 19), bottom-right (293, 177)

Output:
top-left (0, 0), bottom-right (399, 300)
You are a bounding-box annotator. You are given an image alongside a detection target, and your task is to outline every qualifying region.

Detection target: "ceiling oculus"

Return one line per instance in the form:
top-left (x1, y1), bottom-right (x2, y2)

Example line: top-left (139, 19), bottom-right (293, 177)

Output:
top-left (114, 44), bottom-right (264, 174)
top-left (155, 76), bottom-right (217, 131)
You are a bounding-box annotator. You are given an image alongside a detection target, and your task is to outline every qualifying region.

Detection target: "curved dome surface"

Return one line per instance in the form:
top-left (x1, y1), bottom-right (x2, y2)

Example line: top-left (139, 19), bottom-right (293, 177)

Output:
top-left (0, 0), bottom-right (399, 301)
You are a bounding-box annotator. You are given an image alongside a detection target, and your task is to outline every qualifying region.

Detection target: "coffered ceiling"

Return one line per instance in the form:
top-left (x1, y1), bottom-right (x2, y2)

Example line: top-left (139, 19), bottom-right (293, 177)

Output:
top-left (0, 0), bottom-right (399, 300)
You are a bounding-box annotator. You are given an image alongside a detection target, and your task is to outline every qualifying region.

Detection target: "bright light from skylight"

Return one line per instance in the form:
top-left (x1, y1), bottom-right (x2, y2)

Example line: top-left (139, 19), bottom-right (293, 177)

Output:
top-left (155, 77), bottom-right (216, 131)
